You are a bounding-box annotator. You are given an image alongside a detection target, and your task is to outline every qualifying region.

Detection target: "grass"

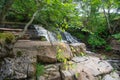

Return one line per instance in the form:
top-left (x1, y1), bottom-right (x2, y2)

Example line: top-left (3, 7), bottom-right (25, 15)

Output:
top-left (36, 63), bottom-right (44, 76)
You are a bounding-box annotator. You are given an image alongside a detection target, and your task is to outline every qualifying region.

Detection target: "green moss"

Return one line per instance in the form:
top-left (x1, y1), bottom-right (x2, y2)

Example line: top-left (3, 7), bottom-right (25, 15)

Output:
top-left (0, 32), bottom-right (15, 43)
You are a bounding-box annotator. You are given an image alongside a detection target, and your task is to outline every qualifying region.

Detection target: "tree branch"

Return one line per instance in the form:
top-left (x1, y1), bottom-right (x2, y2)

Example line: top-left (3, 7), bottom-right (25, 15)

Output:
top-left (18, 10), bottom-right (38, 38)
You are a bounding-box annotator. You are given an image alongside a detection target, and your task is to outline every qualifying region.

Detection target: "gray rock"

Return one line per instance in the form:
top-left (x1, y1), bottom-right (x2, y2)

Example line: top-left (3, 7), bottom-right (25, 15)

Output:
top-left (61, 70), bottom-right (75, 80)
top-left (102, 72), bottom-right (120, 80)
top-left (72, 56), bottom-right (113, 76)
top-left (0, 55), bottom-right (36, 80)
top-left (72, 56), bottom-right (88, 63)
top-left (38, 64), bottom-right (61, 80)
top-left (0, 42), bottom-right (14, 58)
top-left (61, 56), bottom-right (115, 80)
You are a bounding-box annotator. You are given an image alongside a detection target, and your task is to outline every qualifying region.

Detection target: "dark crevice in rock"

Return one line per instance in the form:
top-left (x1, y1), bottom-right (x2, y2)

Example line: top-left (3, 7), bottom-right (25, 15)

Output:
top-left (58, 65), bottom-right (63, 80)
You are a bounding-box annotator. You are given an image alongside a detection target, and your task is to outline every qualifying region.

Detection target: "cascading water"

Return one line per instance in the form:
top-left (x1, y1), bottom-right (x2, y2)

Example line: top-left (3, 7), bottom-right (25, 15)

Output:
top-left (59, 30), bottom-right (79, 43)
top-left (34, 25), bottom-right (79, 43)
top-left (34, 25), bottom-right (57, 42)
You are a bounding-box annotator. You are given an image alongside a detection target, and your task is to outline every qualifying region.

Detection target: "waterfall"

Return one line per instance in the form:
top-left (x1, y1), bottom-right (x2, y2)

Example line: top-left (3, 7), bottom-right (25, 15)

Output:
top-left (34, 25), bottom-right (57, 42)
top-left (59, 30), bottom-right (79, 43)
top-left (34, 25), bottom-right (79, 43)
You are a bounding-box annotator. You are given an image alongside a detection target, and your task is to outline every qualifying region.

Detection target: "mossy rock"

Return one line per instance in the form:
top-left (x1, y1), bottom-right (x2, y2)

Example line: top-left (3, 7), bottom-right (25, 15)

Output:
top-left (0, 32), bottom-right (15, 43)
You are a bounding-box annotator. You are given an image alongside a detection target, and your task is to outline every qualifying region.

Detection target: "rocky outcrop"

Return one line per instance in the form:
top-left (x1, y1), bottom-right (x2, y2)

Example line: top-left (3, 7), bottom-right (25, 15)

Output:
top-left (0, 40), bottom-right (120, 80)
top-left (37, 56), bottom-right (120, 80)
top-left (14, 40), bottom-right (73, 63)
top-left (0, 54), bottom-right (36, 80)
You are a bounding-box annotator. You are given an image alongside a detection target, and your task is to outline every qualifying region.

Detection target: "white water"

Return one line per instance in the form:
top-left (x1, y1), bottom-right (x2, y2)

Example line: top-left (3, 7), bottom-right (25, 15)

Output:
top-left (34, 25), bottom-right (57, 42)
top-left (34, 25), bottom-right (79, 43)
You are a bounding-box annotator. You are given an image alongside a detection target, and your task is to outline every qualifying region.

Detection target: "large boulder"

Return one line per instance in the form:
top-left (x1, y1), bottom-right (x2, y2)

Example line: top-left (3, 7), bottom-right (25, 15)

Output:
top-left (37, 42), bottom-right (73, 63)
top-left (14, 40), bottom-right (73, 63)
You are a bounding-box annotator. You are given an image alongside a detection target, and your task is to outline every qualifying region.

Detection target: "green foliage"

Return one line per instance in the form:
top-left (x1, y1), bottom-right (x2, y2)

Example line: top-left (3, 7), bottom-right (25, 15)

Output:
top-left (112, 33), bottom-right (120, 42)
top-left (8, 0), bottom-right (37, 21)
top-left (75, 33), bottom-right (85, 40)
top-left (36, 0), bottom-right (82, 30)
top-left (88, 34), bottom-right (106, 48)
top-left (56, 48), bottom-right (66, 62)
top-left (56, 47), bottom-right (70, 70)
top-left (105, 45), bottom-right (112, 51)
top-left (57, 33), bottom-right (62, 41)
top-left (74, 0), bottom-right (120, 48)
top-left (36, 63), bottom-right (44, 76)
top-left (75, 73), bottom-right (80, 79)
top-left (78, 52), bottom-right (86, 56)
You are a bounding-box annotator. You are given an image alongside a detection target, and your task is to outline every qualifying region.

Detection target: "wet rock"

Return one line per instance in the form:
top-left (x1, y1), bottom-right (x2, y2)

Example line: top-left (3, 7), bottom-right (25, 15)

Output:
top-left (38, 64), bottom-right (61, 80)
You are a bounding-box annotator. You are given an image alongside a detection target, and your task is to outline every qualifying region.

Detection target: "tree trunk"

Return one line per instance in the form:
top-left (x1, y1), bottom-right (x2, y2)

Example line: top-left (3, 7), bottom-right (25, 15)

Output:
top-left (103, 7), bottom-right (112, 34)
top-left (100, 0), bottom-right (112, 34)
